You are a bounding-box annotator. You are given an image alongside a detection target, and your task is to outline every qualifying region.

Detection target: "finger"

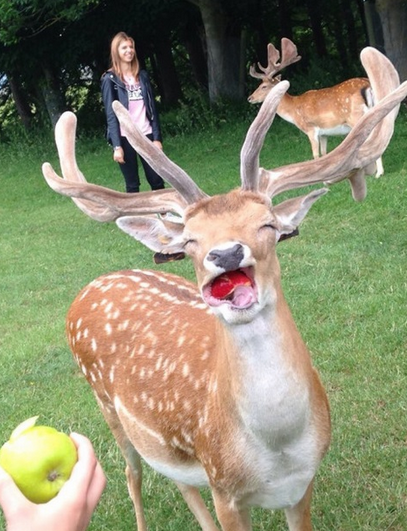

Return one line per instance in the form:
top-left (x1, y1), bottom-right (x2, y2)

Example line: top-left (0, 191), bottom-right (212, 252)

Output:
top-left (69, 433), bottom-right (105, 497)
top-left (86, 462), bottom-right (106, 509)
top-left (58, 433), bottom-right (99, 499)
top-left (0, 466), bottom-right (33, 517)
top-left (58, 434), bottom-right (105, 515)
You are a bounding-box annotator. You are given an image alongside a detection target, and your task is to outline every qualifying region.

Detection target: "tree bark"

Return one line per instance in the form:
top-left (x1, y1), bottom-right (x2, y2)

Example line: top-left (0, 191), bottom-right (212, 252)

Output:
top-left (341, 0), bottom-right (359, 60)
top-left (376, 0), bottom-right (407, 82)
top-left (154, 34), bottom-right (183, 106)
top-left (41, 63), bottom-right (66, 127)
top-left (278, 0), bottom-right (293, 41)
top-left (188, 0), bottom-right (244, 102)
top-left (305, 0), bottom-right (328, 57)
top-left (182, 16), bottom-right (208, 89)
top-left (363, 0), bottom-right (385, 52)
top-left (332, 3), bottom-right (349, 72)
top-left (7, 74), bottom-right (33, 130)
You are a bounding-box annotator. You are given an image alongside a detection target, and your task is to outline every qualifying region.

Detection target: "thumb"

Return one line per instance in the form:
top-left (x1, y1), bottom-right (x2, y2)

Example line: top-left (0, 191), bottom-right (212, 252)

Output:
top-left (0, 466), bottom-right (30, 515)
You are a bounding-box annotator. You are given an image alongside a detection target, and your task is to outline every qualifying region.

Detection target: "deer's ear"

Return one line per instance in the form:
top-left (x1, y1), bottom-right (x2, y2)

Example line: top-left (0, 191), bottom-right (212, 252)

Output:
top-left (273, 188), bottom-right (328, 240)
top-left (116, 215), bottom-right (186, 254)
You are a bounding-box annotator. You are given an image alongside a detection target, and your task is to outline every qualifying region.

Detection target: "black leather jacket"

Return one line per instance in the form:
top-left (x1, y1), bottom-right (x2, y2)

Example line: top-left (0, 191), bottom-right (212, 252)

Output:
top-left (100, 69), bottom-right (162, 148)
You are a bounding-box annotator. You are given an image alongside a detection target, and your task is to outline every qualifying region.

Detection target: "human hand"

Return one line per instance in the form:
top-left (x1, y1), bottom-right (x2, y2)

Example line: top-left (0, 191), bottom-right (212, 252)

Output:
top-left (0, 432), bottom-right (106, 531)
top-left (113, 146), bottom-right (124, 163)
top-left (153, 140), bottom-right (163, 150)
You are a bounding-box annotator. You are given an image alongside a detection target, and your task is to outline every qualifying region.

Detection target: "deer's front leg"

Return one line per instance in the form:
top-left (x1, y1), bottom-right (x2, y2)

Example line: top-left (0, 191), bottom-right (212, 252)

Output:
top-left (284, 480), bottom-right (313, 531)
top-left (212, 491), bottom-right (252, 531)
top-left (175, 482), bottom-right (220, 531)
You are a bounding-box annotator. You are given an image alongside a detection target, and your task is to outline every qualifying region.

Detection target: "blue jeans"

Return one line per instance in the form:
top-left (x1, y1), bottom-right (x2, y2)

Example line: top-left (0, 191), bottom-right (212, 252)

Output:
top-left (118, 134), bottom-right (165, 193)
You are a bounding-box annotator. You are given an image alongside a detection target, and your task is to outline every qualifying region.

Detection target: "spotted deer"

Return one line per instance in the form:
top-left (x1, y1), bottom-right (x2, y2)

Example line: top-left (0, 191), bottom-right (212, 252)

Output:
top-left (248, 38), bottom-right (384, 177)
top-left (42, 47), bottom-right (406, 531)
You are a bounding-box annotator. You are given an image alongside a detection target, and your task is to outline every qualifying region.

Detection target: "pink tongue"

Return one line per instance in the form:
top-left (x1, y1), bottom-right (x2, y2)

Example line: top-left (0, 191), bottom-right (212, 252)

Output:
top-left (231, 285), bottom-right (256, 307)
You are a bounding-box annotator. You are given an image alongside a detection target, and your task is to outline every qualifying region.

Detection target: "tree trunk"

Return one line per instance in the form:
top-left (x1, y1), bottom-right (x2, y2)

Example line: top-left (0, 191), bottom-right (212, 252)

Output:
top-left (188, 0), bottom-right (244, 103)
top-left (278, 0), bottom-right (293, 41)
top-left (363, 0), bottom-right (385, 52)
top-left (376, 0), bottom-right (407, 82)
top-left (250, 0), bottom-right (272, 68)
top-left (154, 34), bottom-right (183, 106)
top-left (341, 0), bottom-right (359, 61)
top-left (305, 0), bottom-right (328, 57)
top-left (356, 0), bottom-right (370, 47)
top-left (7, 75), bottom-right (33, 130)
top-left (331, 4), bottom-right (349, 72)
top-left (41, 63), bottom-right (66, 127)
top-left (182, 17), bottom-right (208, 89)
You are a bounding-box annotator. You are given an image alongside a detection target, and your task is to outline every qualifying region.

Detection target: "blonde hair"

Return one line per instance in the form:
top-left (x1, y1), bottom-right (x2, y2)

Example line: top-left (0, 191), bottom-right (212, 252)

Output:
top-left (109, 32), bottom-right (140, 81)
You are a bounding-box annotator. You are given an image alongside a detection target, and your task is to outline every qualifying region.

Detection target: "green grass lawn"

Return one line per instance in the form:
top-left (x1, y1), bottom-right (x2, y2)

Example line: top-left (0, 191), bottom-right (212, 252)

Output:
top-left (0, 107), bottom-right (406, 530)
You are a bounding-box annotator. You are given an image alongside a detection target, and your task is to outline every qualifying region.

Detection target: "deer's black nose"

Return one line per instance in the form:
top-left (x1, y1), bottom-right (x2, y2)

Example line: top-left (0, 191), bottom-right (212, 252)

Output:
top-left (207, 244), bottom-right (244, 271)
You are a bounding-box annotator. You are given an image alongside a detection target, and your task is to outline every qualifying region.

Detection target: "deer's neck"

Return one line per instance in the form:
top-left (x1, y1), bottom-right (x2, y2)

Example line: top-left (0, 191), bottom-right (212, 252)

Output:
top-left (215, 294), bottom-right (312, 442)
top-left (276, 93), bottom-right (301, 125)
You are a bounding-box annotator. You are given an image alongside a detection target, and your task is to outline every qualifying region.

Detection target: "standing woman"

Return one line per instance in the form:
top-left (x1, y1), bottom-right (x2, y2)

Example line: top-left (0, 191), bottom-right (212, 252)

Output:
top-left (101, 32), bottom-right (165, 193)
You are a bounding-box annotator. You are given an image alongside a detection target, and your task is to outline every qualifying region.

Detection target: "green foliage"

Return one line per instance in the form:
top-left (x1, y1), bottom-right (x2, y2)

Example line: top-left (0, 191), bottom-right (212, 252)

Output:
top-left (161, 87), bottom-right (257, 137)
top-left (0, 107), bottom-right (406, 530)
top-left (0, 0), bottom-right (100, 44)
top-left (0, 0), bottom-right (384, 133)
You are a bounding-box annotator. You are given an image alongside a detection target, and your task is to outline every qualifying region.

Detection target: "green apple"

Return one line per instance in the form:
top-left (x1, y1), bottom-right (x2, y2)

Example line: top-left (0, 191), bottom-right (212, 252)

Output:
top-left (0, 416), bottom-right (78, 504)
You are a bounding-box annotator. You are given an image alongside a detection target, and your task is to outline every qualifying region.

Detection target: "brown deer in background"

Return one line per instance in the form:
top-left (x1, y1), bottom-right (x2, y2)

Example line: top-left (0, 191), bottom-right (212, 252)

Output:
top-left (248, 38), bottom-right (384, 178)
top-left (42, 47), bottom-right (406, 531)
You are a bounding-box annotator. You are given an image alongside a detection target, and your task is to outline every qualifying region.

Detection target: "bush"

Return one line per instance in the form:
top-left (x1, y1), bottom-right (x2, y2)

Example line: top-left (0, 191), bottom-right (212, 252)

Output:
top-left (160, 87), bottom-right (258, 137)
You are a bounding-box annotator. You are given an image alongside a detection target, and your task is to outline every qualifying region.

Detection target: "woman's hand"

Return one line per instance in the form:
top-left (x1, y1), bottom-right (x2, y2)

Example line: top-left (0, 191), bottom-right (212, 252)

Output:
top-left (0, 433), bottom-right (106, 531)
top-left (153, 140), bottom-right (163, 150)
top-left (113, 146), bottom-right (124, 164)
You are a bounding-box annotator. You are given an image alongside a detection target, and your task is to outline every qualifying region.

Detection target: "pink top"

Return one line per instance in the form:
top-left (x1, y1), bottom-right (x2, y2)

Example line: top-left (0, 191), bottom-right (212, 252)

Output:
top-left (121, 75), bottom-right (152, 137)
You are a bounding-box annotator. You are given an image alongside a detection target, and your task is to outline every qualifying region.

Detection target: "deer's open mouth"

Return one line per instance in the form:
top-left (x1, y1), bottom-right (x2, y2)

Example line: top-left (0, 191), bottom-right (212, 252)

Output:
top-left (202, 268), bottom-right (257, 309)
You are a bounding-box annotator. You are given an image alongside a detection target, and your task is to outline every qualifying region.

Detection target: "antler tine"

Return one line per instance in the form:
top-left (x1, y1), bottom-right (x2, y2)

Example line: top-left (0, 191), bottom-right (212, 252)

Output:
top-left (260, 46), bottom-right (406, 200)
top-left (356, 46), bottom-right (400, 159)
top-left (249, 42), bottom-right (281, 79)
top-left (42, 111), bottom-right (188, 221)
top-left (249, 39), bottom-right (301, 80)
top-left (54, 112), bottom-right (87, 183)
top-left (113, 101), bottom-right (208, 205)
top-left (42, 163), bottom-right (188, 220)
top-left (248, 63), bottom-right (265, 80)
top-left (280, 38), bottom-right (302, 70)
top-left (240, 80), bottom-right (290, 191)
top-left (261, 79), bottom-right (407, 199)
top-left (52, 111), bottom-right (116, 220)
top-left (361, 46), bottom-right (400, 102)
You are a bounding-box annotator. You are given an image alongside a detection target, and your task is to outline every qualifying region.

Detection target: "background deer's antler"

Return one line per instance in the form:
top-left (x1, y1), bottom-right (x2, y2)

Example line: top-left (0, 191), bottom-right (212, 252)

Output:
top-left (249, 38), bottom-right (301, 80)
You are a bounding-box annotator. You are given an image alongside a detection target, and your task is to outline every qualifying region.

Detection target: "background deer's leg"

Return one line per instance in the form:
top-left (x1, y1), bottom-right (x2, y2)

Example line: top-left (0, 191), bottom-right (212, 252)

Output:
top-left (307, 131), bottom-right (321, 159)
top-left (375, 156), bottom-right (384, 177)
top-left (211, 491), bottom-right (252, 531)
top-left (319, 135), bottom-right (328, 156)
top-left (175, 482), bottom-right (220, 531)
top-left (283, 480), bottom-right (313, 531)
